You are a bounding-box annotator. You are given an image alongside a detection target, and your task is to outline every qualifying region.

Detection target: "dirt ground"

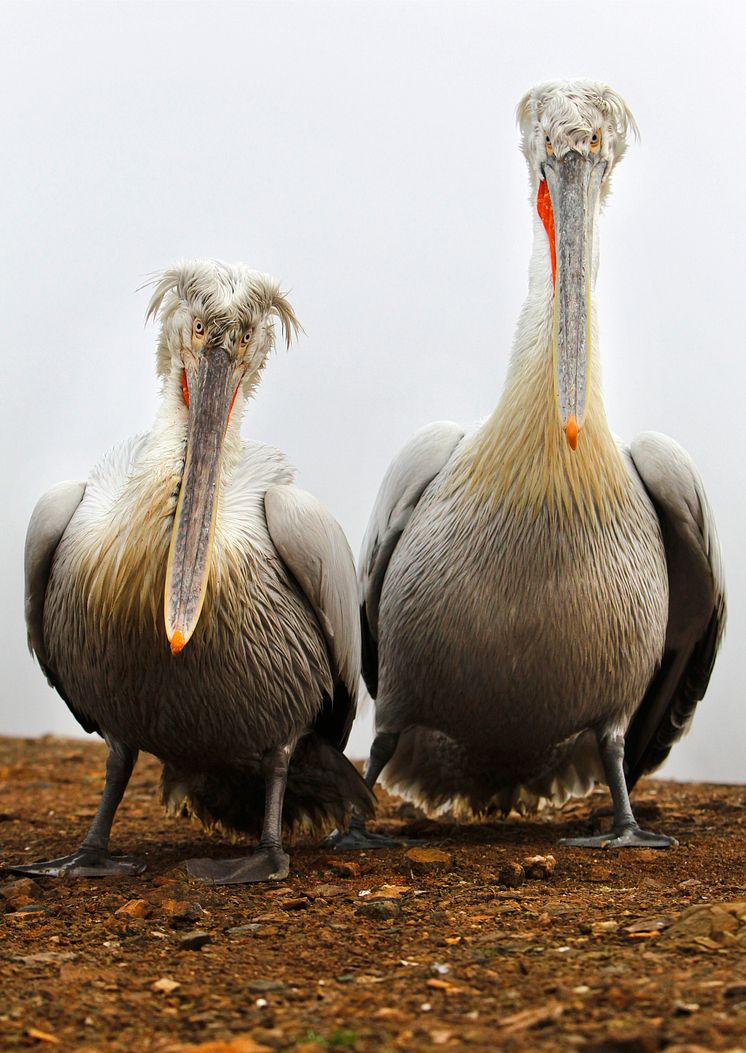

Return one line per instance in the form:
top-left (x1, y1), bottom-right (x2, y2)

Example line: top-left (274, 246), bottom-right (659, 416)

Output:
top-left (0, 737), bottom-right (744, 1053)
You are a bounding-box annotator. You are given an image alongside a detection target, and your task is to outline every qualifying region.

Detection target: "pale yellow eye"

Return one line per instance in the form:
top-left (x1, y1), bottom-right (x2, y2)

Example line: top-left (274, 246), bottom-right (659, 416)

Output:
top-left (545, 134), bottom-right (554, 156)
top-left (193, 319), bottom-right (205, 337)
top-left (589, 130), bottom-right (602, 154)
top-left (241, 329), bottom-right (253, 345)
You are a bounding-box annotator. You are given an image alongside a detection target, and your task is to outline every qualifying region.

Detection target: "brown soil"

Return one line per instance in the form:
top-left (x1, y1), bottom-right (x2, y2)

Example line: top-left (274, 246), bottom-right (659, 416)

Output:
top-left (1, 736), bottom-right (744, 1053)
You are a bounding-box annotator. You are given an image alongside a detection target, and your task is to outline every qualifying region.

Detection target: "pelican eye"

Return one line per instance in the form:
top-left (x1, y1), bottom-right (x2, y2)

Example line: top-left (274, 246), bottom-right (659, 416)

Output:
top-left (545, 135), bottom-right (554, 156)
top-left (590, 130), bottom-right (602, 154)
top-left (193, 319), bottom-right (205, 336)
top-left (241, 328), bottom-right (253, 345)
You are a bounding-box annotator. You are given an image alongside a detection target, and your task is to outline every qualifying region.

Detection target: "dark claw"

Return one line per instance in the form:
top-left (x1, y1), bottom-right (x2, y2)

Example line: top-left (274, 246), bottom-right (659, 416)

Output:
top-left (560, 824), bottom-right (677, 849)
top-left (5, 849), bottom-right (146, 878)
top-left (186, 847), bottom-right (290, 885)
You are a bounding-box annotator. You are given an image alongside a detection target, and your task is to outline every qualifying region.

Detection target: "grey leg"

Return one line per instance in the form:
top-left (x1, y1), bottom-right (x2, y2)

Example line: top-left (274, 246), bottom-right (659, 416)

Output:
top-left (8, 737), bottom-right (145, 877)
top-left (365, 730), bottom-right (400, 788)
top-left (325, 730), bottom-right (404, 850)
top-left (561, 731), bottom-right (677, 849)
top-left (187, 745), bottom-right (291, 885)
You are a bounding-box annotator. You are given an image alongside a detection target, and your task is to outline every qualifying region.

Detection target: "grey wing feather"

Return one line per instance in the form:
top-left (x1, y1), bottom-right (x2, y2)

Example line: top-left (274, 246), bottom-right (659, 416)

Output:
top-left (625, 432), bottom-right (725, 786)
top-left (265, 485), bottom-right (360, 748)
top-left (359, 421), bottom-right (465, 697)
top-left (25, 481), bottom-right (86, 670)
top-left (24, 481), bottom-right (98, 733)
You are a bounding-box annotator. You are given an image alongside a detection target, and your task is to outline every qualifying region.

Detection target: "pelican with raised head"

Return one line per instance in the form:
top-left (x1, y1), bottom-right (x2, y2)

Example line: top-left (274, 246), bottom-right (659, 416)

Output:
top-left (16, 260), bottom-right (372, 883)
top-left (337, 81), bottom-right (725, 850)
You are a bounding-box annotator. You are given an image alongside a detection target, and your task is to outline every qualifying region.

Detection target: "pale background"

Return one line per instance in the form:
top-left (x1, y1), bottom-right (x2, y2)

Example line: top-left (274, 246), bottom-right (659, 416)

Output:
top-left (1, 1), bottom-right (743, 781)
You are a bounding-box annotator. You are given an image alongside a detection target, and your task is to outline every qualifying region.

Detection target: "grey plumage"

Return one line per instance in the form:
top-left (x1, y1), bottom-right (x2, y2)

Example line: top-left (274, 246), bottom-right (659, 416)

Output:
top-left (352, 82), bottom-right (725, 840)
top-left (362, 426), bottom-right (683, 815)
top-left (36, 441), bottom-right (366, 832)
top-left (624, 433), bottom-right (725, 786)
top-left (21, 260), bottom-right (372, 882)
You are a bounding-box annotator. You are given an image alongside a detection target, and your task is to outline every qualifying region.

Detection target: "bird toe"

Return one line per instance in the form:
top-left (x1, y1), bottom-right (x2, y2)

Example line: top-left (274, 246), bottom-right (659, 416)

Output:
top-left (4, 850), bottom-right (146, 878)
top-left (186, 848), bottom-right (290, 885)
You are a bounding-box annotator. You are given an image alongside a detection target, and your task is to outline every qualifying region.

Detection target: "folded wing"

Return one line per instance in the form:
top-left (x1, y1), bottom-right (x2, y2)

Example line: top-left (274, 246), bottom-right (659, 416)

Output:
top-left (358, 421), bottom-right (465, 698)
top-left (625, 432), bottom-right (725, 786)
top-left (265, 484), bottom-right (360, 749)
top-left (24, 481), bottom-right (97, 732)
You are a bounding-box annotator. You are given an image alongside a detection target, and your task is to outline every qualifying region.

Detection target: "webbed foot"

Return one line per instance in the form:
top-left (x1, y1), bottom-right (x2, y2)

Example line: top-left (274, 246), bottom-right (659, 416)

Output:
top-left (560, 824), bottom-right (677, 849)
top-left (324, 824), bottom-right (408, 851)
top-left (186, 846), bottom-right (290, 885)
top-left (5, 848), bottom-right (146, 878)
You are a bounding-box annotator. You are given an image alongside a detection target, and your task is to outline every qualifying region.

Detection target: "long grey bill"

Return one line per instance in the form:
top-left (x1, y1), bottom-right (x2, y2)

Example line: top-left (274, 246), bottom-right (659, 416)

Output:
top-left (164, 347), bottom-right (235, 654)
top-left (545, 151), bottom-right (604, 449)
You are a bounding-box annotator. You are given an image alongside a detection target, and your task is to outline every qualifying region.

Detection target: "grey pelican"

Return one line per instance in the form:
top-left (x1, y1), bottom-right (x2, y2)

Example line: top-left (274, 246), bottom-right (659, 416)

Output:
top-left (338, 81), bottom-right (725, 850)
top-left (15, 260), bottom-right (372, 884)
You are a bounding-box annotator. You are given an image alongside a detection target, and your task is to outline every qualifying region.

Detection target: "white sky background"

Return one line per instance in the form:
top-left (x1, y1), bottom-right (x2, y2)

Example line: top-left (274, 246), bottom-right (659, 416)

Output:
top-left (1, 1), bottom-right (744, 782)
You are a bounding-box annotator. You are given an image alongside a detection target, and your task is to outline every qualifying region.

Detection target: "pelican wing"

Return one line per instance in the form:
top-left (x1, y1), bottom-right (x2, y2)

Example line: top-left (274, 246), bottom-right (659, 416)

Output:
top-left (359, 421), bottom-right (465, 697)
top-left (265, 484), bottom-right (360, 749)
top-left (24, 481), bottom-right (98, 732)
top-left (625, 432), bottom-right (725, 787)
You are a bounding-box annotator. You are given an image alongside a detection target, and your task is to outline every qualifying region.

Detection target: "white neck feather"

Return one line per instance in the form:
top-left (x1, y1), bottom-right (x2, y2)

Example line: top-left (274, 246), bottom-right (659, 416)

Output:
top-left (74, 367), bottom-right (262, 632)
top-left (146, 366), bottom-right (249, 476)
top-left (455, 213), bottom-right (630, 521)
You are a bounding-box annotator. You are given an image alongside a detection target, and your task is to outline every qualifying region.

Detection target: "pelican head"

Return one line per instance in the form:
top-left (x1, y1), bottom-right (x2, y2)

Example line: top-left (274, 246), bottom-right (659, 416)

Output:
top-left (146, 260), bottom-right (300, 655)
top-left (517, 81), bottom-right (638, 449)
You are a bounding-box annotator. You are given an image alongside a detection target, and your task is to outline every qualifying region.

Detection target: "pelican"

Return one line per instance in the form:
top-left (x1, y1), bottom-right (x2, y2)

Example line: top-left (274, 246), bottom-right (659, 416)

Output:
top-left (338, 81), bottom-right (725, 850)
top-left (15, 260), bottom-right (372, 884)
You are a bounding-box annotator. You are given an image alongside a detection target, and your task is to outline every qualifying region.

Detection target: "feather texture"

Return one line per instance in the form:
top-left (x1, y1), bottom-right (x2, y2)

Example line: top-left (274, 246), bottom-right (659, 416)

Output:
top-left (26, 261), bottom-right (364, 840)
top-left (357, 82), bottom-right (723, 818)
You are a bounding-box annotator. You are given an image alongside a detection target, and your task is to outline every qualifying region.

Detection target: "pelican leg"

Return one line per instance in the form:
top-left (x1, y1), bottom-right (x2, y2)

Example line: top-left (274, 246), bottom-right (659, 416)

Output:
top-left (7, 738), bottom-right (145, 878)
top-left (560, 731), bottom-right (677, 849)
top-left (325, 729), bottom-right (404, 850)
top-left (187, 745), bottom-right (291, 884)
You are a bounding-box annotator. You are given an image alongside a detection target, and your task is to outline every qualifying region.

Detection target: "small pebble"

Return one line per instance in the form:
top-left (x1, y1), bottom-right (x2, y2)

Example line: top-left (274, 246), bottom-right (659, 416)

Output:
top-left (252, 1028), bottom-right (286, 1049)
top-left (227, 923), bottom-right (262, 936)
top-left (159, 898), bottom-right (203, 923)
top-left (0, 878), bottom-right (41, 901)
top-left (498, 862), bottom-right (526, 888)
top-left (303, 883), bottom-right (348, 900)
top-left (152, 977), bottom-right (180, 994)
top-left (356, 898), bottom-right (402, 920)
top-left (178, 930), bottom-right (212, 951)
top-left (404, 847), bottom-right (452, 872)
top-left (522, 854), bottom-right (557, 880)
top-left (723, 982), bottom-right (746, 1001)
top-left (247, 978), bottom-right (285, 993)
top-left (115, 899), bottom-right (151, 919)
top-left (592, 920), bottom-right (619, 934)
top-left (328, 860), bottom-right (360, 879)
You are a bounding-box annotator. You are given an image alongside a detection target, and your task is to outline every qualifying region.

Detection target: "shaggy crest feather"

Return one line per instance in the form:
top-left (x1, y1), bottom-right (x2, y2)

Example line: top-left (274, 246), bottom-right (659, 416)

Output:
top-left (145, 258), bottom-right (301, 381)
top-left (517, 79), bottom-right (638, 199)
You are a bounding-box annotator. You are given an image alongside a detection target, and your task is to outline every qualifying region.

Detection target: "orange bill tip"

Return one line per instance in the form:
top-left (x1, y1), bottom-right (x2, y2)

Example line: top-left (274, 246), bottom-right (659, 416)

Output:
top-left (170, 629), bottom-right (186, 656)
top-left (566, 416), bottom-right (579, 451)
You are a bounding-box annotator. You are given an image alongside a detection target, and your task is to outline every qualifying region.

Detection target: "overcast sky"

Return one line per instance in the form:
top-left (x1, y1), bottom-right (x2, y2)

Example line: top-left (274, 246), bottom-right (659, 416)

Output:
top-left (1, 0), bottom-right (743, 782)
